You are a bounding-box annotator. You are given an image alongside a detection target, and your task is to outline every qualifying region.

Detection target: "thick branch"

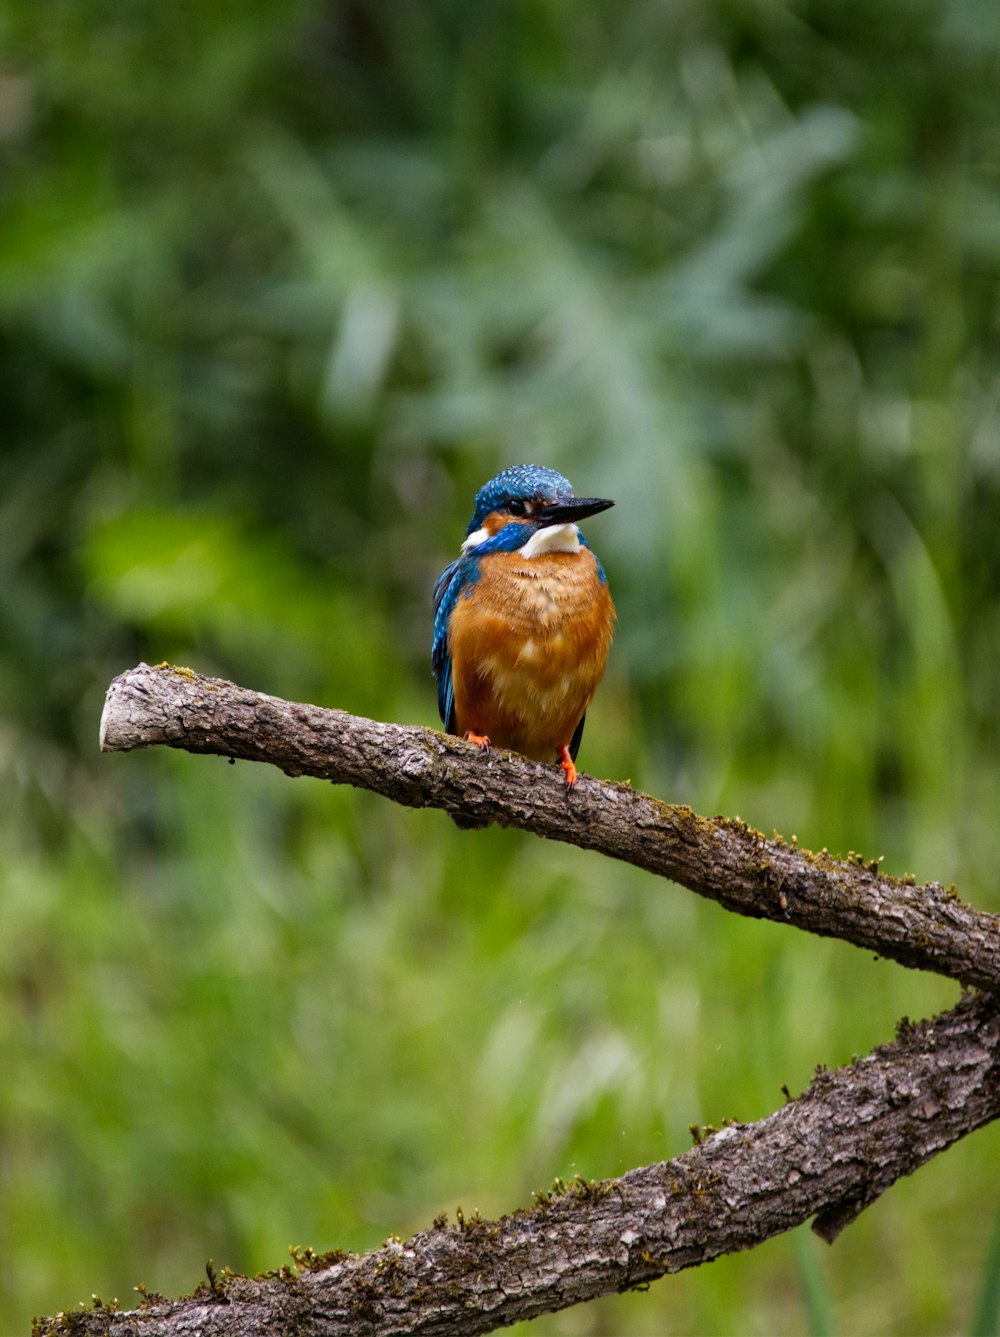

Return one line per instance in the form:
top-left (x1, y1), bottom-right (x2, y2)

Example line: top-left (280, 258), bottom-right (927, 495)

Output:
top-left (100, 664), bottom-right (1000, 991)
top-left (40, 991), bottom-right (1000, 1336)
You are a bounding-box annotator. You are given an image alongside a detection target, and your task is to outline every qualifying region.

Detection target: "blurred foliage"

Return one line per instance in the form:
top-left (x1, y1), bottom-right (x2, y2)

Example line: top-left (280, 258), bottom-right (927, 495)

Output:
top-left (1, 1), bottom-right (999, 1332)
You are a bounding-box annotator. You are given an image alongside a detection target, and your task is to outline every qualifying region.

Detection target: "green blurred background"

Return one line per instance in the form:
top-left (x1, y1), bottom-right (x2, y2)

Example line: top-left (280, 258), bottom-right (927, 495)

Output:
top-left (2, 2), bottom-right (1000, 1332)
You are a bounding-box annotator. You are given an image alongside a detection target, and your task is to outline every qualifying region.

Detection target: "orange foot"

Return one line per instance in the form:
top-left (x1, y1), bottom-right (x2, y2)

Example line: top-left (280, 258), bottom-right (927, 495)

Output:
top-left (464, 731), bottom-right (491, 755)
top-left (559, 745), bottom-right (578, 790)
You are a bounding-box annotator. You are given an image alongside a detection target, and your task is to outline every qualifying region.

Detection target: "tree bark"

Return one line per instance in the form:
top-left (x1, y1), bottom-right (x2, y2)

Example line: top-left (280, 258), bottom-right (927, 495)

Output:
top-left (38, 991), bottom-right (1000, 1336)
top-left (64, 662), bottom-right (1000, 1337)
top-left (99, 663), bottom-right (1000, 992)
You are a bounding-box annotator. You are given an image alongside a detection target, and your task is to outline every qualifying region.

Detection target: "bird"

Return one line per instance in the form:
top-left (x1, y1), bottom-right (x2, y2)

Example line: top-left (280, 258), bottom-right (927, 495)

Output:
top-left (432, 463), bottom-right (615, 794)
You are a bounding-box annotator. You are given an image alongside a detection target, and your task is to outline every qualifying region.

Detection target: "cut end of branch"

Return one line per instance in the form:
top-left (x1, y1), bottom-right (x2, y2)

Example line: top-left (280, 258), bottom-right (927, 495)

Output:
top-left (98, 684), bottom-right (115, 752)
top-left (99, 662), bottom-right (170, 754)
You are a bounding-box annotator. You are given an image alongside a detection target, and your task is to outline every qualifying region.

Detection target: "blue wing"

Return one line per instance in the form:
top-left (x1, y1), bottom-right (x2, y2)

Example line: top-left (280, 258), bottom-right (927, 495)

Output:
top-left (432, 556), bottom-right (468, 734)
top-left (432, 524), bottom-right (529, 734)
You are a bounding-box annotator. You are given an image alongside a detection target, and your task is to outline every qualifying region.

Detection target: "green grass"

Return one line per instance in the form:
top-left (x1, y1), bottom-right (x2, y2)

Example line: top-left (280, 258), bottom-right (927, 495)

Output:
top-left (3, 1), bottom-right (1000, 1331)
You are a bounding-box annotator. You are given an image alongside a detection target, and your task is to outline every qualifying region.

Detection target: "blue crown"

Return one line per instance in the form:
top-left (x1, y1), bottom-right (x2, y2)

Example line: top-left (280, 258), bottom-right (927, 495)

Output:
top-left (466, 465), bottom-right (574, 535)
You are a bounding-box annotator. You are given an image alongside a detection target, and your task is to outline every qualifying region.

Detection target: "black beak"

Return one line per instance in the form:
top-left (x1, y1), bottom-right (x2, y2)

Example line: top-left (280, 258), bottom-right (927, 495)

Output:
top-left (537, 496), bottom-right (614, 525)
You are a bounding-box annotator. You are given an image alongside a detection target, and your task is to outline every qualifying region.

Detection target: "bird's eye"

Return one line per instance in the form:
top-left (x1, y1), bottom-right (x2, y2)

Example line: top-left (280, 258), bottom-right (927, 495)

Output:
top-left (508, 498), bottom-right (527, 516)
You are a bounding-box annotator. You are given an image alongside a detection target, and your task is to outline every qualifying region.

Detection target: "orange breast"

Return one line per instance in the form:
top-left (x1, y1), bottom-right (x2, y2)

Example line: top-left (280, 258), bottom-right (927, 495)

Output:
top-left (447, 548), bottom-right (615, 763)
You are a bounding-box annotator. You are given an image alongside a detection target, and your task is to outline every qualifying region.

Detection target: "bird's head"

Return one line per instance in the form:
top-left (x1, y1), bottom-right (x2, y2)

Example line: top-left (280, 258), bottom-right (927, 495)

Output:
top-left (461, 464), bottom-right (613, 553)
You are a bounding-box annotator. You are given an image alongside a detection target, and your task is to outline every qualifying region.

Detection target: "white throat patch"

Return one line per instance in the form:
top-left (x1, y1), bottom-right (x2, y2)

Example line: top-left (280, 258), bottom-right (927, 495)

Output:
top-left (461, 527), bottom-right (490, 554)
top-left (518, 523), bottom-right (581, 559)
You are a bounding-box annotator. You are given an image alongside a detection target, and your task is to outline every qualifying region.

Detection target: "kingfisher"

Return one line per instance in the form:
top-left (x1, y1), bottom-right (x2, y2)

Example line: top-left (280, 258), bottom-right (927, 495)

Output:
top-left (433, 464), bottom-right (615, 792)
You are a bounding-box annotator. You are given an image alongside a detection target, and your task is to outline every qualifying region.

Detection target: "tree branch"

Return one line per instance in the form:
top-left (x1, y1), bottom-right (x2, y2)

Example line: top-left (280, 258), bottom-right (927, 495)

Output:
top-left (67, 663), bottom-right (1000, 1335)
top-left (100, 664), bottom-right (1000, 992)
top-left (38, 991), bottom-right (1000, 1336)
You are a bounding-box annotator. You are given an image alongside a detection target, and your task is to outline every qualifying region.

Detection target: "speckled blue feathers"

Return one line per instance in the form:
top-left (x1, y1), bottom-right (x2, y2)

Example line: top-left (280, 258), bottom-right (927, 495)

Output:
top-left (465, 464), bottom-right (576, 535)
